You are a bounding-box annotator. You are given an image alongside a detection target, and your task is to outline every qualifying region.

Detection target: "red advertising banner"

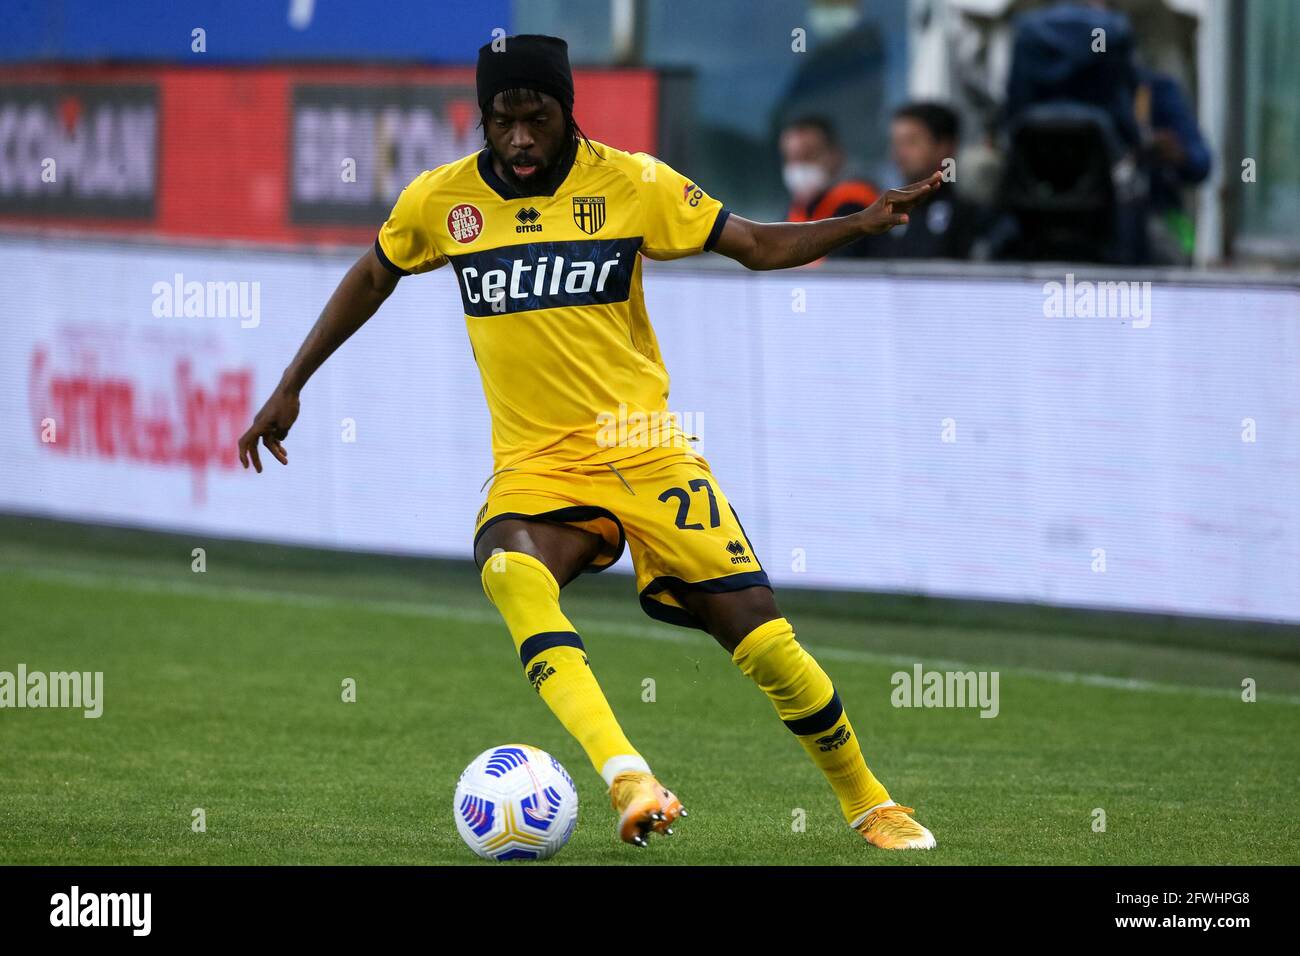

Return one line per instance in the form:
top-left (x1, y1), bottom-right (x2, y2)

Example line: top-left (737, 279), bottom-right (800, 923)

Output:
top-left (0, 65), bottom-right (660, 246)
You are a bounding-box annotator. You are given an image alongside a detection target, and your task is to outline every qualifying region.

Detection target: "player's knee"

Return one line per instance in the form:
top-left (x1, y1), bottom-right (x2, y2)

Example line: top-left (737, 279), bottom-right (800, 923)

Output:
top-left (474, 518), bottom-right (534, 569)
top-left (683, 586), bottom-right (783, 652)
top-left (744, 586), bottom-right (783, 622)
top-left (473, 531), bottom-right (505, 570)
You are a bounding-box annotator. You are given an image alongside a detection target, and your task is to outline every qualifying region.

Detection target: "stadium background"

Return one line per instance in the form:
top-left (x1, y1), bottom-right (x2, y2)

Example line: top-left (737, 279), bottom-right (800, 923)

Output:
top-left (2, 0), bottom-right (1299, 867)
top-left (3, 0), bottom-right (1297, 621)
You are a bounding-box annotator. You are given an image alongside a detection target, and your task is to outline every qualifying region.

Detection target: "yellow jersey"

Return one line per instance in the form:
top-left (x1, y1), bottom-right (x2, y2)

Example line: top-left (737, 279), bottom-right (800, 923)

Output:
top-left (375, 138), bottom-right (730, 473)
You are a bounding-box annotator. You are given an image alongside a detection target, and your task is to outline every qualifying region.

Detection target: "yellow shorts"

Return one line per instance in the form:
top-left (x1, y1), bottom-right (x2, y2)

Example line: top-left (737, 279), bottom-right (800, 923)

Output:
top-left (473, 448), bottom-right (770, 630)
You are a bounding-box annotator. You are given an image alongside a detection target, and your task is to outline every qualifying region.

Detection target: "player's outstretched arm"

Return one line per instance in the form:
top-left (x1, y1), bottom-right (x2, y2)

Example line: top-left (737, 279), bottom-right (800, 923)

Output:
top-left (238, 245), bottom-right (401, 473)
top-left (711, 171), bottom-right (943, 271)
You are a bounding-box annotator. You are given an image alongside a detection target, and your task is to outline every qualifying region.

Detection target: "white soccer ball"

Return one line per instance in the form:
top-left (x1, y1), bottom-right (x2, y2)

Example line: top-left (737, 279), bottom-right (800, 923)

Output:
top-left (453, 744), bottom-right (579, 861)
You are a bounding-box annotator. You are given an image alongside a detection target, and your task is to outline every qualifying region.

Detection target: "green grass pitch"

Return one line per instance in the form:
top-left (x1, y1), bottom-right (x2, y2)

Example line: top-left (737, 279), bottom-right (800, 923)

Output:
top-left (2, 515), bottom-right (1298, 865)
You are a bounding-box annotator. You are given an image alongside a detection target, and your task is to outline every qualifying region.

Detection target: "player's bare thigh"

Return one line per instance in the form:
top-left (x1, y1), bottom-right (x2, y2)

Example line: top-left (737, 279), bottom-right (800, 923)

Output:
top-left (674, 586), bottom-right (784, 655)
top-left (474, 518), bottom-right (606, 588)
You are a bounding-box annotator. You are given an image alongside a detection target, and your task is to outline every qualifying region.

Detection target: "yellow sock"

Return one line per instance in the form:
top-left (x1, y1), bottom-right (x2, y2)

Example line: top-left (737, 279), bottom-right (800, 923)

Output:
top-left (732, 617), bottom-right (890, 825)
top-left (480, 551), bottom-right (649, 786)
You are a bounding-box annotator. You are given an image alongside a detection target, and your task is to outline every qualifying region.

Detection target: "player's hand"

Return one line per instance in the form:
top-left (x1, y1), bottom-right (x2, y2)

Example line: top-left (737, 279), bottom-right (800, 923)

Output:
top-left (238, 388), bottom-right (300, 473)
top-left (858, 171), bottom-right (943, 235)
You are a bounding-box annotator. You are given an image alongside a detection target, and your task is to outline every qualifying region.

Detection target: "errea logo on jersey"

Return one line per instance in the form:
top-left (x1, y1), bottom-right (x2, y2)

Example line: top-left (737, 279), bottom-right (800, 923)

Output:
top-left (448, 203), bottom-right (484, 243)
top-left (515, 207), bottom-right (542, 233)
top-left (449, 237), bottom-right (643, 317)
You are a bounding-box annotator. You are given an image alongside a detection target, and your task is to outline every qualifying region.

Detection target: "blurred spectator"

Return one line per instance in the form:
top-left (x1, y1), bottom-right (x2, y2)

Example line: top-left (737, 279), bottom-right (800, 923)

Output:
top-left (994, 0), bottom-right (1149, 263)
top-left (1136, 65), bottom-right (1211, 263)
top-left (779, 116), bottom-right (880, 258)
top-left (1003, 0), bottom-right (1140, 147)
top-left (863, 103), bottom-right (984, 260)
top-left (771, 0), bottom-right (892, 195)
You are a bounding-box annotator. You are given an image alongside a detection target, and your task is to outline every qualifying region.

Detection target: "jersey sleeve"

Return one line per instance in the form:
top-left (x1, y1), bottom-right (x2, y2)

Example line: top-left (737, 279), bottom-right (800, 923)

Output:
top-left (634, 154), bottom-right (731, 261)
top-left (375, 171), bottom-right (446, 276)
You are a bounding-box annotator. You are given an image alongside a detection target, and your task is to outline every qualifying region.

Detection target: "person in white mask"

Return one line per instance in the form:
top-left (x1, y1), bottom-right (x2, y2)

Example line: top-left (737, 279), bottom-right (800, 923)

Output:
top-left (779, 116), bottom-right (880, 259)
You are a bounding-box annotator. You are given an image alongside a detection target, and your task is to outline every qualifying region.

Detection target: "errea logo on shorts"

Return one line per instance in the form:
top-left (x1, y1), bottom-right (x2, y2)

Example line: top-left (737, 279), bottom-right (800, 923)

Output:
top-left (448, 203), bottom-right (484, 243)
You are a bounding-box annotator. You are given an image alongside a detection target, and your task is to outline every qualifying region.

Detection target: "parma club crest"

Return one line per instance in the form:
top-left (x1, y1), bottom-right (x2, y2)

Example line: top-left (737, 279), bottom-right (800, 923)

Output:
top-left (572, 195), bottom-right (606, 235)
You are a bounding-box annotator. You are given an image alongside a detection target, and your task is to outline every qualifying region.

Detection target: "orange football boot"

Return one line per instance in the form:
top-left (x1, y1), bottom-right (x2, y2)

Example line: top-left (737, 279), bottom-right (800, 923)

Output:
top-left (854, 802), bottom-right (937, 850)
top-left (609, 771), bottom-right (685, 847)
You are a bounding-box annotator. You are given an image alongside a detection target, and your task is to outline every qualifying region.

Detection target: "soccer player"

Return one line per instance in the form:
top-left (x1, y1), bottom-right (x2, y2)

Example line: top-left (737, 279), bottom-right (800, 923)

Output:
top-left (238, 34), bottom-right (941, 851)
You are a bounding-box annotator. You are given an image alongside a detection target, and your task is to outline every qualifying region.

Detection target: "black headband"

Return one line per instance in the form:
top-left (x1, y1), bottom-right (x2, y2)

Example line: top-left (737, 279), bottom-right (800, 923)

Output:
top-left (476, 34), bottom-right (574, 114)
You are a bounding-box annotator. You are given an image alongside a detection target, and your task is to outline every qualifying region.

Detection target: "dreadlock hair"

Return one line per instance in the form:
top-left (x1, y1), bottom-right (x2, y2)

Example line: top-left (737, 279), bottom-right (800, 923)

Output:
top-left (479, 87), bottom-right (597, 160)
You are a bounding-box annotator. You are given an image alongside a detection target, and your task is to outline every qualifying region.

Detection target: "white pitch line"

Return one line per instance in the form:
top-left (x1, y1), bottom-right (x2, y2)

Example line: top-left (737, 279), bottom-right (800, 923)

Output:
top-left (8, 564), bottom-right (1300, 705)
